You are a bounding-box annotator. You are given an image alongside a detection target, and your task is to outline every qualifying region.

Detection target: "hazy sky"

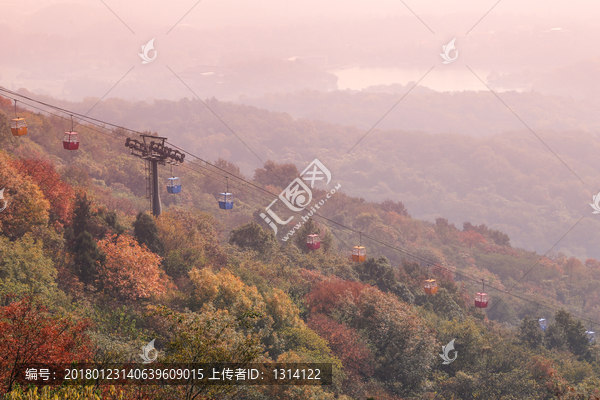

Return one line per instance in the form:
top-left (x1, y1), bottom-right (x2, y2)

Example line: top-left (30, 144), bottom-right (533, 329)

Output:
top-left (1, 0), bottom-right (599, 99)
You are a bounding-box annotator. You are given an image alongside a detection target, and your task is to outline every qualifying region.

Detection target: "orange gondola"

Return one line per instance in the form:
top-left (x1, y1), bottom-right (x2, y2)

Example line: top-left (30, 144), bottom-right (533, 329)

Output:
top-left (10, 100), bottom-right (27, 136)
top-left (352, 233), bottom-right (366, 262)
top-left (424, 279), bottom-right (438, 295)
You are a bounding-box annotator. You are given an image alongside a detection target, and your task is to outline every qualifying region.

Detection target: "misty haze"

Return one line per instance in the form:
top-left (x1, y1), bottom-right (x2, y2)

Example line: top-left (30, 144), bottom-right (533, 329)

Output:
top-left (0, 0), bottom-right (599, 398)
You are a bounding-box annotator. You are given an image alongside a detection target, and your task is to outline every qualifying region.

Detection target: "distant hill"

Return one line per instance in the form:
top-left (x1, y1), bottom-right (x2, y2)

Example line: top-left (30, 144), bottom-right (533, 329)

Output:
top-left (238, 87), bottom-right (600, 136)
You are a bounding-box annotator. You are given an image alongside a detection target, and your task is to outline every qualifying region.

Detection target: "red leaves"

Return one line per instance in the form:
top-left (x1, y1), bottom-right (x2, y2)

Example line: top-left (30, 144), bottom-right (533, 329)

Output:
top-left (16, 157), bottom-right (75, 229)
top-left (307, 314), bottom-right (374, 378)
top-left (0, 296), bottom-right (92, 392)
top-left (459, 230), bottom-right (487, 247)
top-left (305, 279), bottom-right (370, 315)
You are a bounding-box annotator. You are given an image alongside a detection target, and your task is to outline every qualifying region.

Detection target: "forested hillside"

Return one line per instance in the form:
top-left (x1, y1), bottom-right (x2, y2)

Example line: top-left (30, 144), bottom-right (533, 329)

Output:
top-left (18, 91), bottom-right (600, 260)
top-left (240, 88), bottom-right (600, 135)
top-left (0, 96), bottom-right (599, 399)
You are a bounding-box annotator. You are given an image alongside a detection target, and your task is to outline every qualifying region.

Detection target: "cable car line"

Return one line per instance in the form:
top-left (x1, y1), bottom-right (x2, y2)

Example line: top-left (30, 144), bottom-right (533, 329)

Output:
top-left (1, 88), bottom-right (598, 325)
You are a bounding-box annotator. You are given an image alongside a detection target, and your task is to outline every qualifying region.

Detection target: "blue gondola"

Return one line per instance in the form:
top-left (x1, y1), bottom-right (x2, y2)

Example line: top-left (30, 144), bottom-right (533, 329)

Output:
top-left (219, 192), bottom-right (233, 209)
top-left (167, 177), bottom-right (181, 194)
top-left (218, 177), bottom-right (233, 209)
top-left (586, 330), bottom-right (596, 343)
top-left (539, 318), bottom-right (547, 332)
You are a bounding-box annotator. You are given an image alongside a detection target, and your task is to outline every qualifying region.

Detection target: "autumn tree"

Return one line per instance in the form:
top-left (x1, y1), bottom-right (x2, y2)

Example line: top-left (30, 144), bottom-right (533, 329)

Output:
top-left (305, 279), bottom-right (370, 315)
top-left (307, 314), bottom-right (374, 379)
top-left (253, 160), bottom-right (299, 187)
top-left (96, 234), bottom-right (170, 301)
top-left (0, 296), bottom-right (92, 392)
top-left (460, 230), bottom-right (487, 247)
top-left (0, 151), bottom-right (50, 240)
top-left (16, 157), bottom-right (75, 229)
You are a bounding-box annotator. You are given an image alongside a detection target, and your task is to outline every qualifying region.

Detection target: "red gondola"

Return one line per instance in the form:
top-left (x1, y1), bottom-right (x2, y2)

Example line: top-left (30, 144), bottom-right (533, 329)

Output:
top-left (63, 132), bottom-right (79, 150)
top-left (475, 279), bottom-right (488, 308)
top-left (307, 234), bottom-right (320, 250)
top-left (63, 116), bottom-right (79, 150)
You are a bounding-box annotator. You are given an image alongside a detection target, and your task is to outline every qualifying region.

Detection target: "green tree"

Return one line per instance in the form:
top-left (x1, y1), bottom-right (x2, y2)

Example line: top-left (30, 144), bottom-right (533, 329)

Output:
top-left (294, 218), bottom-right (331, 253)
top-left (133, 212), bottom-right (163, 255)
top-left (546, 309), bottom-right (590, 357)
top-left (0, 235), bottom-right (57, 298)
top-left (229, 221), bottom-right (276, 256)
top-left (353, 256), bottom-right (414, 304)
top-left (518, 316), bottom-right (544, 349)
top-left (70, 193), bottom-right (103, 285)
top-left (338, 287), bottom-right (436, 396)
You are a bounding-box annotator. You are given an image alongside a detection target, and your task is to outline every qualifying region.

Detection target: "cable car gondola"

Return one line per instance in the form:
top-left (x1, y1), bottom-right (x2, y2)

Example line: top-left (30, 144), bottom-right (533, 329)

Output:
top-left (352, 233), bottom-right (366, 262)
top-left (218, 177), bottom-right (233, 210)
top-left (166, 165), bottom-right (181, 194)
top-left (167, 177), bottom-right (181, 194)
top-left (10, 100), bottom-right (27, 136)
top-left (307, 234), bottom-right (320, 250)
top-left (475, 279), bottom-right (488, 308)
top-left (63, 116), bottom-right (79, 150)
top-left (586, 330), bottom-right (596, 343)
top-left (423, 264), bottom-right (438, 295)
top-left (539, 318), bottom-right (548, 332)
top-left (424, 279), bottom-right (438, 295)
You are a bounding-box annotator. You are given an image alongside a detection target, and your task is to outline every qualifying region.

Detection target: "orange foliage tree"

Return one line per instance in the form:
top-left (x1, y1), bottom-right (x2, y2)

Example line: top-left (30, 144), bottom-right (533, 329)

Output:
top-left (96, 234), bottom-right (170, 301)
top-left (0, 296), bottom-right (92, 393)
top-left (305, 279), bottom-right (370, 315)
top-left (0, 151), bottom-right (49, 239)
top-left (16, 157), bottom-right (75, 229)
top-left (460, 230), bottom-right (487, 247)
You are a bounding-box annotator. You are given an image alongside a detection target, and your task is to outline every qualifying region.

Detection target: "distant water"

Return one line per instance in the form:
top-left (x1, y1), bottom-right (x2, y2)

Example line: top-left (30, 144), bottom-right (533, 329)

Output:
top-left (331, 66), bottom-right (526, 93)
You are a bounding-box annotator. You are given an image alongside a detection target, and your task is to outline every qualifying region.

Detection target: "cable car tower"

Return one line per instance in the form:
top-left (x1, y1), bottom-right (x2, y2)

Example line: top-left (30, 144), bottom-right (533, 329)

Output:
top-left (125, 135), bottom-right (185, 216)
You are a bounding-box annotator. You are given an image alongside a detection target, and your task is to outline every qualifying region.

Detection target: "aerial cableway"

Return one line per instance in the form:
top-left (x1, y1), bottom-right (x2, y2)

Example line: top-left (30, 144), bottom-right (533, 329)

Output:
top-left (0, 85), bottom-right (598, 335)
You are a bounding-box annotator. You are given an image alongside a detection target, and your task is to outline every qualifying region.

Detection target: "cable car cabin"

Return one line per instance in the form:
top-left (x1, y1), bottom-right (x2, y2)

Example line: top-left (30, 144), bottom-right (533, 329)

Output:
top-left (63, 132), bottom-right (79, 150)
top-left (306, 234), bottom-right (321, 250)
top-left (474, 292), bottom-right (488, 308)
top-left (423, 279), bottom-right (438, 295)
top-left (586, 331), bottom-right (596, 343)
top-left (11, 118), bottom-right (27, 136)
top-left (166, 177), bottom-right (181, 194)
top-left (539, 319), bottom-right (548, 332)
top-left (218, 193), bottom-right (233, 210)
top-left (352, 246), bottom-right (366, 262)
